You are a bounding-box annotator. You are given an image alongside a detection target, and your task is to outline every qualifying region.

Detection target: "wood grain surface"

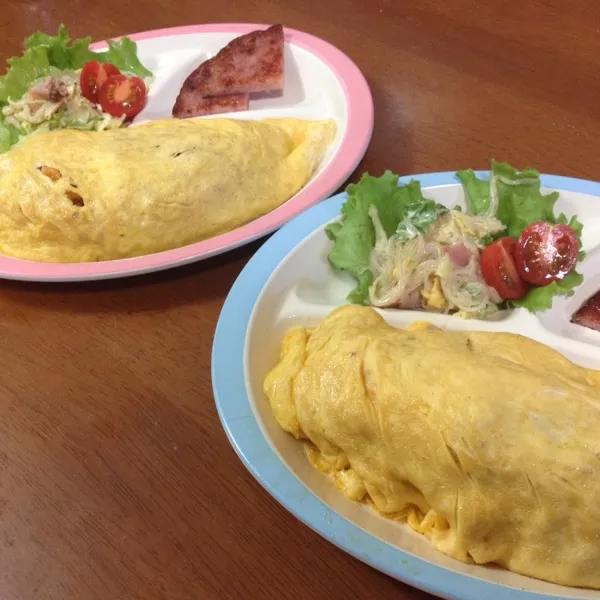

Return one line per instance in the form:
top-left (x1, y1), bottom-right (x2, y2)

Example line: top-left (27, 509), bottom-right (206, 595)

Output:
top-left (1, 1), bottom-right (599, 599)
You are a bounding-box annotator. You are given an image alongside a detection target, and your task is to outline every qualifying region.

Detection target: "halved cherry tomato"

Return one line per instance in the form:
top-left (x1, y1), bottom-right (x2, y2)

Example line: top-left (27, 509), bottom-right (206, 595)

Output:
top-left (480, 237), bottom-right (529, 300)
top-left (80, 61), bottom-right (121, 104)
top-left (97, 74), bottom-right (147, 120)
top-left (515, 221), bottom-right (578, 287)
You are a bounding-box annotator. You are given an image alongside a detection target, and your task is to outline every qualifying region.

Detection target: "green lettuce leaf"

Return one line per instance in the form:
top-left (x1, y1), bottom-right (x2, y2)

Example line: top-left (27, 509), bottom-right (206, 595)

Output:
top-left (457, 161), bottom-right (559, 238)
top-left (456, 169), bottom-right (490, 214)
top-left (0, 25), bottom-right (151, 151)
top-left (102, 37), bottom-right (152, 78)
top-left (24, 26), bottom-right (70, 49)
top-left (325, 171), bottom-right (399, 305)
top-left (0, 115), bottom-right (20, 151)
top-left (22, 25), bottom-right (151, 76)
top-left (326, 171), bottom-right (446, 304)
top-left (0, 26), bottom-right (150, 104)
top-left (23, 24), bottom-right (85, 69)
top-left (557, 212), bottom-right (583, 239)
top-left (512, 270), bottom-right (584, 312)
top-left (0, 46), bottom-right (53, 103)
top-left (492, 161), bottom-right (559, 238)
top-left (396, 197), bottom-right (447, 242)
top-left (347, 271), bottom-right (375, 305)
top-left (456, 160), bottom-right (585, 311)
top-left (557, 212), bottom-right (586, 260)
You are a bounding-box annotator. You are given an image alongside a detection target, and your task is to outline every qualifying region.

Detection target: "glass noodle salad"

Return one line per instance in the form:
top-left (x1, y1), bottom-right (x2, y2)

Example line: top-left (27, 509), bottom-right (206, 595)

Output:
top-left (326, 161), bottom-right (584, 319)
top-left (368, 208), bottom-right (504, 317)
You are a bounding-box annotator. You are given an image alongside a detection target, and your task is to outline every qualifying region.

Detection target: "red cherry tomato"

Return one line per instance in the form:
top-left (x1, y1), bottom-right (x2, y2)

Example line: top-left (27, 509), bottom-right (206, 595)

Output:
top-left (97, 74), bottom-right (147, 120)
top-left (480, 237), bottom-right (529, 300)
top-left (514, 221), bottom-right (579, 287)
top-left (80, 61), bottom-right (121, 104)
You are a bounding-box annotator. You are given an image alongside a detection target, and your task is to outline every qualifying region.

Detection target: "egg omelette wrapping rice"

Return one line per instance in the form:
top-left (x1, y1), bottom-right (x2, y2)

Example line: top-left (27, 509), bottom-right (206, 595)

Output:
top-left (0, 117), bottom-right (336, 262)
top-left (264, 305), bottom-right (600, 589)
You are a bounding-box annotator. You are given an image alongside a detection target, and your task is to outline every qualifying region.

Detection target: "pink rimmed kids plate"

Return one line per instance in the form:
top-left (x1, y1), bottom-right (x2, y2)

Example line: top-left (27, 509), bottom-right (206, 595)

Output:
top-left (0, 23), bottom-right (373, 281)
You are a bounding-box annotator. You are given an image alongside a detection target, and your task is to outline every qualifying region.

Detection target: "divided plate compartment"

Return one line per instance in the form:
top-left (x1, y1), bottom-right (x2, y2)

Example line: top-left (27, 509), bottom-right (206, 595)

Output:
top-left (0, 24), bottom-right (372, 281)
top-left (242, 182), bottom-right (600, 599)
top-left (130, 29), bottom-right (349, 179)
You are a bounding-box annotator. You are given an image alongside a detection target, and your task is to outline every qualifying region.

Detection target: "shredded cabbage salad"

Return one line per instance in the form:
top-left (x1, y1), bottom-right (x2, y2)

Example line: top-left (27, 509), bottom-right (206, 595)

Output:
top-left (2, 71), bottom-right (125, 136)
top-left (326, 161), bottom-right (584, 318)
top-left (0, 25), bottom-right (152, 151)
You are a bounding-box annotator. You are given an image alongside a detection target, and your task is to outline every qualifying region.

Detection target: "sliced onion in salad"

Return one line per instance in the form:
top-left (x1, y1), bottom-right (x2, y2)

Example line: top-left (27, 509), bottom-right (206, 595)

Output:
top-left (368, 207), bottom-right (505, 317)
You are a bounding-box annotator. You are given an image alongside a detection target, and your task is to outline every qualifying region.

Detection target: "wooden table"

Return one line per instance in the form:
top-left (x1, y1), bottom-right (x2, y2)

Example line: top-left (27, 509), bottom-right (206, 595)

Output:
top-left (1, 1), bottom-right (598, 598)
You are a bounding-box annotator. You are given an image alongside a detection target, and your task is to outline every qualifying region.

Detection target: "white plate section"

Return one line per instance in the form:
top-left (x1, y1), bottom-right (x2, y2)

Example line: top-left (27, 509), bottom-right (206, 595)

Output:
top-left (134, 32), bottom-right (347, 181)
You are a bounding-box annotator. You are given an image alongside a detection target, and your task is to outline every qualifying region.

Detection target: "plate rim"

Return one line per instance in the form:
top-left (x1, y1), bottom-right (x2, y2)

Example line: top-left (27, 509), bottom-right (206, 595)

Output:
top-left (0, 22), bottom-right (373, 282)
top-left (212, 170), bottom-right (600, 600)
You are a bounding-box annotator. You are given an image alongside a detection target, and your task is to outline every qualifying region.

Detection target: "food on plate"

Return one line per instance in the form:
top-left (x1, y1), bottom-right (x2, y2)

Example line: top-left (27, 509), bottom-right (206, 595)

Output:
top-left (172, 92), bottom-right (250, 118)
top-left (0, 117), bottom-right (336, 262)
top-left (79, 60), bottom-right (121, 104)
top-left (181, 24), bottom-right (284, 96)
top-left (514, 221), bottom-right (579, 286)
top-left (264, 304), bottom-right (600, 589)
top-left (173, 24), bottom-right (284, 118)
top-left (0, 25), bottom-right (152, 151)
top-left (326, 161), bottom-right (584, 318)
top-left (80, 61), bottom-right (148, 120)
top-left (479, 237), bottom-right (529, 300)
top-left (94, 73), bottom-right (147, 120)
top-left (572, 290), bottom-right (600, 331)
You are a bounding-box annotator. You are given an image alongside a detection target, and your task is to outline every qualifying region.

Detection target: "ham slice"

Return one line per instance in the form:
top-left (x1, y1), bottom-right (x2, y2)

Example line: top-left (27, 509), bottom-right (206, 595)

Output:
top-left (172, 24), bottom-right (284, 119)
top-left (571, 290), bottom-right (600, 331)
top-left (447, 242), bottom-right (472, 267)
top-left (172, 92), bottom-right (249, 118)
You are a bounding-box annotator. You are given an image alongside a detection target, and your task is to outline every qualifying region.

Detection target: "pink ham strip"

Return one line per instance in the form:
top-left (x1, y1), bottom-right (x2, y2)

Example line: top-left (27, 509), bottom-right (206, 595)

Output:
top-left (571, 290), bottom-right (600, 331)
top-left (172, 92), bottom-right (249, 118)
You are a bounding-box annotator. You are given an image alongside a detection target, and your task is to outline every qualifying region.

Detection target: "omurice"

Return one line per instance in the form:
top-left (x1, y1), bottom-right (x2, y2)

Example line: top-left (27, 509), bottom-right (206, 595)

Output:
top-left (264, 305), bottom-right (600, 589)
top-left (0, 117), bottom-right (336, 262)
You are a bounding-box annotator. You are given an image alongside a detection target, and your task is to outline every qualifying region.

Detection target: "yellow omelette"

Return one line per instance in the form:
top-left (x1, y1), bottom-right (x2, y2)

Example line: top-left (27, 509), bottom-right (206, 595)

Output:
top-left (264, 305), bottom-right (600, 589)
top-left (0, 117), bottom-right (336, 262)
